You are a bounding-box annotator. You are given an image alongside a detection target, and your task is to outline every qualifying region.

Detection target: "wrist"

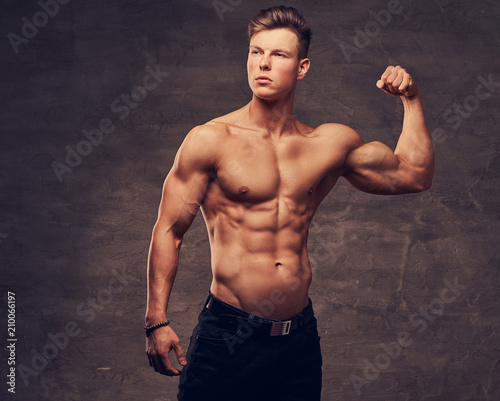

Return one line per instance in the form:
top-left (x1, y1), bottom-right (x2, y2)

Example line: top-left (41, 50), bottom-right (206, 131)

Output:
top-left (402, 90), bottom-right (422, 102)
top-left (145, 312), bottom-right (167, 327)
top-left (144, 320), bottom-right (171, 337)
top-left (401, 92), bottom-right (423, 111)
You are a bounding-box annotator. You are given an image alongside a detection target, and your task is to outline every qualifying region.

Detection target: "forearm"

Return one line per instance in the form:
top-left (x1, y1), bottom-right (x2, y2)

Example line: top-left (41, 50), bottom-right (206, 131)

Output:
top-left (145, 227), bottom-right (182, 326)
top-left (394, 93), bottom-right (435, 189)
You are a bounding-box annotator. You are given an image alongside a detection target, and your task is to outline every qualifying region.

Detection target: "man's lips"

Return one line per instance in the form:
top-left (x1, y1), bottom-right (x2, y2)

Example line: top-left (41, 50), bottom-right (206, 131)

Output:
top-left (256, 76), bottom-right (272, 83)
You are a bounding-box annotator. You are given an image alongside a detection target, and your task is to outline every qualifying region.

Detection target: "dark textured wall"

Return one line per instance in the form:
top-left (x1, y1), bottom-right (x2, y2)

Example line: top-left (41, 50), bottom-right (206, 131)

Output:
top-left (1, 0), bottom-right (499, 400)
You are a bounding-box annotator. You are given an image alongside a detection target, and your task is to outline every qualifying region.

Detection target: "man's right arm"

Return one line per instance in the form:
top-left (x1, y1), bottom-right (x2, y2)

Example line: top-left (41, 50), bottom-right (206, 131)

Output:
top-left (145, 125), bottom-right (218, 376)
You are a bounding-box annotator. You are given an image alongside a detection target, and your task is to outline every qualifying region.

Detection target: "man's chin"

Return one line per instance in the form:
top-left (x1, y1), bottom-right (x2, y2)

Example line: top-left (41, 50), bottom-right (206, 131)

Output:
top-left (252, 88), bottom-right (280, 101)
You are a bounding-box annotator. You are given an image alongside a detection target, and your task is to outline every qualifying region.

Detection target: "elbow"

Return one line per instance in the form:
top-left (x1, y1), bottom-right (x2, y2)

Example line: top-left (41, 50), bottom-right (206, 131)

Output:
top-left (409, 160), bottom-right (434, 192)
top-left (418, 179), bottom-right (432, 192)
top-left (413, 172), bottom-right (433, 192)
top-left (420, 157), bottom-right (435, 191)
top-left (420, 164), bottom-right (435, 191)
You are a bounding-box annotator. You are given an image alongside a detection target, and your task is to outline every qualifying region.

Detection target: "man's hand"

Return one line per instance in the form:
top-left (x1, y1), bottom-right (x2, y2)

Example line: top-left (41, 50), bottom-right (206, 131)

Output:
top-left (146, 325), bottom-right (187, 376)
top-left (376, 65), bottom-right (420, 98)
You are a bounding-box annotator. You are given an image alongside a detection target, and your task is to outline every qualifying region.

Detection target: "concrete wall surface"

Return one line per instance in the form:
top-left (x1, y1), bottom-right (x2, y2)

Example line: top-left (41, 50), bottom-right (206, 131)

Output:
top-left (1, 0), bottom-right (499, 400)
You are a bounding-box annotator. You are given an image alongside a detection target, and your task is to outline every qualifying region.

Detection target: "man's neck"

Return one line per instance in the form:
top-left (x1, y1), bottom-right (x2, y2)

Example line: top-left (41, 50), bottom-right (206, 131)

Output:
top-left (247, 94), bottom-right (297, 138)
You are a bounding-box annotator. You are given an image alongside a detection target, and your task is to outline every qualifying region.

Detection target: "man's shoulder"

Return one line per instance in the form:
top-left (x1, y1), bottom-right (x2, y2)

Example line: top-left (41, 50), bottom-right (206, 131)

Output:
top-left (313, 123), bottom-right (363, 147)
top-left (314, 123), bottom-right (357, 136)
top-left (179, 113), bottom-right (240, 163)
top-left (184, 120), bottom-right (229, 146)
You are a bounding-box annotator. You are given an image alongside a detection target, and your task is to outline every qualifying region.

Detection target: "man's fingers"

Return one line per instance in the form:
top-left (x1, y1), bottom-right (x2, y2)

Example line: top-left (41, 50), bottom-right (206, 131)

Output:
top-left (392, 72), bottom-right (404, 89)
top-left (145, 325), bottom-right (186, 376)
top-left (381, 65), bottom-right (398, 78)
top-left (159, 353), bottom-right (182, 376)
top-left (381, 65), bottom-right (394, 81)
top-left (376, 79), bottom-right (397, 96)
top-left (173, 342), bottom-right (187, 366)
top-left (377, 65), bottom-right (419, 98)
top-left (150, 352), bottom-right (182, 376)
top-left (146, 336), bottom-right (185, 375)
top-left (399, 74), bottom-right (411, 93)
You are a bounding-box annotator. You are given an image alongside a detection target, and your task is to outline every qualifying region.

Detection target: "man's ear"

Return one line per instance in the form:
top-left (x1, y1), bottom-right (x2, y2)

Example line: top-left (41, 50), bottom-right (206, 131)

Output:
top-left (297, 58), bottom-right (311, 80)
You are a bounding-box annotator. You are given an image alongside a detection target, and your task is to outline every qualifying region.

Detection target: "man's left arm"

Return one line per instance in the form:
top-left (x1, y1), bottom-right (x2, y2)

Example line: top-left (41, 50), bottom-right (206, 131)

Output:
top-left (342, 65), bottom-right (435, 194)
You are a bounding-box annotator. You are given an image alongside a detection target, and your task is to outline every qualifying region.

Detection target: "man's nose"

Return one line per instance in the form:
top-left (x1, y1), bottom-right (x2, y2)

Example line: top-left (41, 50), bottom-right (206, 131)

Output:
top-left (259, 55), bottom-right (271, 70)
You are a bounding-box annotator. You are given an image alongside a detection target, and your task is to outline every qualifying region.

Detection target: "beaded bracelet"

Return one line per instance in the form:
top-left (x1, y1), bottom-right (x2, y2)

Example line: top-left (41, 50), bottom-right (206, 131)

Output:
top-left (144, 321), bottom-right (170, 337)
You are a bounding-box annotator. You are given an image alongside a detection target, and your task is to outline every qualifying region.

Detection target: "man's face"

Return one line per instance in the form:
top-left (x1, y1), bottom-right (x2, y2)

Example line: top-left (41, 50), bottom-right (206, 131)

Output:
top-left (247, 28), bottom-right (307, 101)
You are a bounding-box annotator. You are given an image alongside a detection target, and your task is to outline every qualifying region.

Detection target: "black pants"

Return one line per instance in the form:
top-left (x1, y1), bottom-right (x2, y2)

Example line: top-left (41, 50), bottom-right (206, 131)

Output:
top-left (177, 294), bottom-right (322, 401)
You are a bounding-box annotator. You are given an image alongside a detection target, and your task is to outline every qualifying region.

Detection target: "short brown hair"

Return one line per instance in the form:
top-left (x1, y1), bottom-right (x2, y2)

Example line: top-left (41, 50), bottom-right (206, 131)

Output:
top-left (248, 6), bottom-right (312, 59)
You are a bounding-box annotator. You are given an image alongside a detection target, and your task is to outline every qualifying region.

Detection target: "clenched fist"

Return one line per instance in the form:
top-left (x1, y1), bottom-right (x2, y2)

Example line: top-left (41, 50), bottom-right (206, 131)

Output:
top-left (376, 65), bottom-right (420, 98)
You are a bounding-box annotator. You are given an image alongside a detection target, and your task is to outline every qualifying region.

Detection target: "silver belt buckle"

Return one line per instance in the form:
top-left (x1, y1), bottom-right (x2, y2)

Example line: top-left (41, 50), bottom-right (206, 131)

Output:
top-left (270, 320), bottom-right (292, 336)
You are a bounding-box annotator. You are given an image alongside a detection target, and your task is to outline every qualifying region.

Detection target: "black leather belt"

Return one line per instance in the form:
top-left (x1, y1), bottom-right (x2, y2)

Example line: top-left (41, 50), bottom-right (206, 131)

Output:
top-left (204, 293), bottom-right (314, 336)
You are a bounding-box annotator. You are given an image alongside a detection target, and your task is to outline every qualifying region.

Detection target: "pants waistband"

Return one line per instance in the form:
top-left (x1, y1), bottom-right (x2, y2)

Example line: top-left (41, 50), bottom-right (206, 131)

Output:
top-left (204, 292), bottom-right (315, 336)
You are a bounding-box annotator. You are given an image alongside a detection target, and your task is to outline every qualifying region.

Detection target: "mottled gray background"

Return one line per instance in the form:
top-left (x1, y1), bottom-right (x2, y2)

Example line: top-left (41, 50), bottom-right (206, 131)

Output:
top-left (1, 0), bottom-right (499, 400)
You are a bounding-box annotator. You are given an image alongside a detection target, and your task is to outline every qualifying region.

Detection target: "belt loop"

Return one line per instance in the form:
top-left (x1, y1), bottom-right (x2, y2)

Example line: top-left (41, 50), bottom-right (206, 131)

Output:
top-left (205, 294), bottom-right (213, 310)
top-left (296, 313), bottom-right (301, 328)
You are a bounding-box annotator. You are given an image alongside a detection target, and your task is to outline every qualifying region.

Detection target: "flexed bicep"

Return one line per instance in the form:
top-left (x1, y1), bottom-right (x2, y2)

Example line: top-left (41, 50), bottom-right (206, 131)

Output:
top-left (339, 64), bottom-right (433, 195)
top-left (342, 140), bottom-right (421, 195)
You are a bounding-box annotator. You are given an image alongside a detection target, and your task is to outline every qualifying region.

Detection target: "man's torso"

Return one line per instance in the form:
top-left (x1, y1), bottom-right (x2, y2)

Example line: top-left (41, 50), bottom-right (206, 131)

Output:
top-left (198, 106), bottom-right (355, 319)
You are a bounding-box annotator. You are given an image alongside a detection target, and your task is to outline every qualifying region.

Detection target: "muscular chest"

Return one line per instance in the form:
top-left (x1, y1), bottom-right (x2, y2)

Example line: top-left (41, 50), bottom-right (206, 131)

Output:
top-left (212, 135), bottom-right (337, 203)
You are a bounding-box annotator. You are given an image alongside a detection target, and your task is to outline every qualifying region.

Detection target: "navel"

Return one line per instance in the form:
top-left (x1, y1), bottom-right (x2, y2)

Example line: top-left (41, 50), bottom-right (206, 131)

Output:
top-left (275, 262), bottom-right (282, 267)
top-left (308, 186), bottom-right (314, 195)
top-left (239, 186), bottom-right (250, 195)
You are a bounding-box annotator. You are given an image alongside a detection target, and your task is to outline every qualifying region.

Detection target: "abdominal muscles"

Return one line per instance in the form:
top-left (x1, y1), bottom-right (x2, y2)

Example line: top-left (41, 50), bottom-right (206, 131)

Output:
top-left (203, 196), bottom-right (314, 319)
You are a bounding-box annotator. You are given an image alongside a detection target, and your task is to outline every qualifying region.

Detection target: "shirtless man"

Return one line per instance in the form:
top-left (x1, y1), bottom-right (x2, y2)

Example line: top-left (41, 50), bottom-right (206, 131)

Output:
top-left (145, 6), bottom-right (434, 401)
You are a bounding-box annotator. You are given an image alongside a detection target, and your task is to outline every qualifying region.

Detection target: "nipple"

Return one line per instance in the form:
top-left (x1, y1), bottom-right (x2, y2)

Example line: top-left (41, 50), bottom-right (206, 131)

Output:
top-left (239, 186), bottom-right (249, 195)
